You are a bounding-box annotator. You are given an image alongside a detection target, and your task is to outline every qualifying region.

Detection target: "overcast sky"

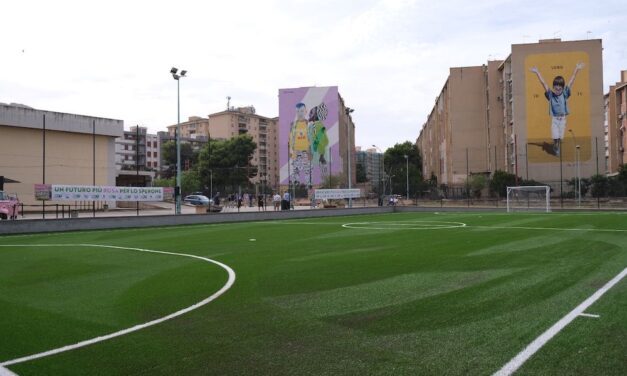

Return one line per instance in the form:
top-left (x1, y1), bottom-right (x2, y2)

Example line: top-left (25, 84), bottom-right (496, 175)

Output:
top-left (1, 0), bottom-right (625, 149)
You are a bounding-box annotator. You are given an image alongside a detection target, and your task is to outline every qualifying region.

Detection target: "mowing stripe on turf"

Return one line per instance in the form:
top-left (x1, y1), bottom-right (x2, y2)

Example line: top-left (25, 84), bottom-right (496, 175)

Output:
top-left (493, 267), bottom-right (627, 376)
top-left (0, 244), bottom-right (236, 367)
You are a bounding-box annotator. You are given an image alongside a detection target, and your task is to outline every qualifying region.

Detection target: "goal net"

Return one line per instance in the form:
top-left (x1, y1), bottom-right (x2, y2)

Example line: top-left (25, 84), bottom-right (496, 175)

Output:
top-left (506, 186), bottom-right (551, 213)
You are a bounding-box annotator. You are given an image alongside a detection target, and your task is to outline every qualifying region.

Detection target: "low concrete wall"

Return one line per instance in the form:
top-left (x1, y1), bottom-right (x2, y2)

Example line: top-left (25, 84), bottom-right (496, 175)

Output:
top-left (0, 207), bottom-right (393, 235)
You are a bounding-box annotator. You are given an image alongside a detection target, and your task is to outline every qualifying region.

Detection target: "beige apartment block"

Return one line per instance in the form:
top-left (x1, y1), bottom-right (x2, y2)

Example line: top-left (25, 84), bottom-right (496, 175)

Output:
top-left (500, 39), bottom-right (604, 185)
top-left (0, 104), bottom-right (123, 206)
top-left (418, 38), bottom-right (604, 191)
top-left (417, 64), bottom-right (503, 185)
top-left (606, 70), bottom-right (627, 173)
top-left (166, 107), bottom-right (279, 190)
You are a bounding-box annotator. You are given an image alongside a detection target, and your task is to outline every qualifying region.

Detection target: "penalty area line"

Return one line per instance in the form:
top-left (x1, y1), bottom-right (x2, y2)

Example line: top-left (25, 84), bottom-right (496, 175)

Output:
top-left (493, 267), bottom-right (627, 376)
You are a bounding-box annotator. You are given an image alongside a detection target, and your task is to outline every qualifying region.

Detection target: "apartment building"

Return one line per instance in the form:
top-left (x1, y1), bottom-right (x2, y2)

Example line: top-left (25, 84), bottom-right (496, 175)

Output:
top-left (114, 126), bottom-right (158, 186)
top-left (166, 107), bottom-right (279, 190)
top-left (278, 86), bottom-right (356, 189)
top-left (418, 38), bottom-right (604, 190)
top-left (417, 63), bottom-right (505, 185)
top-left (356, 146), bottom-right (383, 191)
top-left (606, 70), bottom-right (627, 173)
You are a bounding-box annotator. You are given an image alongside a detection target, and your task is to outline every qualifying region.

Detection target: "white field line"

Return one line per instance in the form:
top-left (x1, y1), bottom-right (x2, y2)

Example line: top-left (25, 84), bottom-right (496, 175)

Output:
top-left (493, 267), bottom-right (627, 376)
top-left (341, 221), bottom-right (467, 230)
top-left (578, 313), bottom-right (600, 318)
top-left (0, 244), bottom-right (236, 368)
top-left (470, 225), bottom-right (627, 233)
top-left (0, 365), bottom-right (18, 376)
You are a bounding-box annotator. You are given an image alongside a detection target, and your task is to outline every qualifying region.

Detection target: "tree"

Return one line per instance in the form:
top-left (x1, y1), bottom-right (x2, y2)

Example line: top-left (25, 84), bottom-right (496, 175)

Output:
top-left (161, 141), bottom-right (198, 178)
top-left (489, 170), bottom-right (517, 198)
top-left (153, 177), bottom-right (174, 188)
top-left (567, 178), bottom-right (590, 198)
top-left (356, 163), bottom-right (368, 183)
top-left (196, 136), bottom-right (258, 191)
top-left (182, 170), bottom-right (202, 195)
top-left (383, 141), bottom-right (423, 197)
top-left (590, 174), bottom-right (609, 198)
top-left (468, 175), bottom-right (487, 198)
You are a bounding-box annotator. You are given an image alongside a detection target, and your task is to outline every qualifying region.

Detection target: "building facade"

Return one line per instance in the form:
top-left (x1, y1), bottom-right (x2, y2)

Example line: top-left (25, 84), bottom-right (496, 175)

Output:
top-left (165, 107), bottom-right (279, 190)
top-left (0, 104), bottom-right (123, 206)
top-left (418, 39), bottom-right (605, 194)
top-left (278, 86), bottom-right (356, 189)
top-left (356, 147), bottom-right (383, 192)
top-left (606, 70), bottom-right (627, 173)
top-left (115, 126), bottom-right (159, 186)
top-left (417, 64), bottom-right (504, 185)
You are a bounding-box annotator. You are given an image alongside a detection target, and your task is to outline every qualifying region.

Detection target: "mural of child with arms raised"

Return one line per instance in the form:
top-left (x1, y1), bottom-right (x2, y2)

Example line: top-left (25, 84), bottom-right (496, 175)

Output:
top-left (530, 62), bottom-right (584, 156)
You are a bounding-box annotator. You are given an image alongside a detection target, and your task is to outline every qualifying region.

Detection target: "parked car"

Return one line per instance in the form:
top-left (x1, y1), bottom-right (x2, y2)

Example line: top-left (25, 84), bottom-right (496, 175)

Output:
top-left (183, 195), bottom-right (212, 206)
top-left (0, 191), bottom-right (20, 220)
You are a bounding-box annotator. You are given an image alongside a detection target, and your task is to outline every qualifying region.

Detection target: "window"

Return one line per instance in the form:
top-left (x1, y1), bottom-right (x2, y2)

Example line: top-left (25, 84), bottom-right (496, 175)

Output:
top-left (147, 151), bottom-right (152, 157)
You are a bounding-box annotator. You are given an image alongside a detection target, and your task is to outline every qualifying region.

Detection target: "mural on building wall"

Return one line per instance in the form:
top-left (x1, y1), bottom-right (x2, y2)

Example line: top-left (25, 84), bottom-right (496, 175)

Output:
top-left (278, 86), bottom-right (340, 186)
top-left (526, 51), bottom-right (591, 163)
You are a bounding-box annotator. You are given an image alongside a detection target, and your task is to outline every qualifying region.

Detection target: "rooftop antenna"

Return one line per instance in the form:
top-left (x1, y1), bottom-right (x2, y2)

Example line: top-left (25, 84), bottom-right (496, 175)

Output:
top-left (586, 31), bottom-right (592, 39)
top-left (227, 96), bottom-right (231, 110)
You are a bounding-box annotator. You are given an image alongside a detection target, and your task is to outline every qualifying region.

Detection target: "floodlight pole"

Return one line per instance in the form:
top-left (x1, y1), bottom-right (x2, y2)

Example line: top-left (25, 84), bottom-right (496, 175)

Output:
top-left (345, 108), bottom-right (354, 208)
top-left (171, 67), bottom-right (187, 215)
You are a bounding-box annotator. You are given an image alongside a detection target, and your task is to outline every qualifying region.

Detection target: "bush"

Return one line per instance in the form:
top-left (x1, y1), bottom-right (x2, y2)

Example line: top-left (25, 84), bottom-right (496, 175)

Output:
top-left (590, 174), bottom-right (609, 198)
top-left (468, 175), bottom-right (487, 198)
top-left (489, 170), bottom-right (518, 198)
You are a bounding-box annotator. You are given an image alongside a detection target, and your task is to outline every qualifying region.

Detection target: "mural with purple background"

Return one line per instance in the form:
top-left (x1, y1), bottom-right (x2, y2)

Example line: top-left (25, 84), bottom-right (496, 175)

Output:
top-left (279, 86), bottom-right (341, 186)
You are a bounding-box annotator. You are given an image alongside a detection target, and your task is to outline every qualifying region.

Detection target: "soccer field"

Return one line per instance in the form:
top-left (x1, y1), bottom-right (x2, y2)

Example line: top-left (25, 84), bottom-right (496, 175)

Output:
top-left (1, 211), bottom-right (626, 375)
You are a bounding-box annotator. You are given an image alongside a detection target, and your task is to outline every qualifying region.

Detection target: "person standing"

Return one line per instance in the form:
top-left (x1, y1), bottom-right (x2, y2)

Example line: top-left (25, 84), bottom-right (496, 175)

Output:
top-left (282, 191), bottom-right (291, 211)
top-left (273, 192), bottom-right (281, 211)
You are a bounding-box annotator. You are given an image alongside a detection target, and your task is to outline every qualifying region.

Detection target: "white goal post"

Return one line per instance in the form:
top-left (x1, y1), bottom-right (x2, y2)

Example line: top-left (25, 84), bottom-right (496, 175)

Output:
top-left (506, 186), bottom-right (551, 213)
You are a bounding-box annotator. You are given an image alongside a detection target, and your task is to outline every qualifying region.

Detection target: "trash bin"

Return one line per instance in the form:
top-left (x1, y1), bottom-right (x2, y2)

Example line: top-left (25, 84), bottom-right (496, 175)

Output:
top-left (70, 210), bottom-right (79, 218)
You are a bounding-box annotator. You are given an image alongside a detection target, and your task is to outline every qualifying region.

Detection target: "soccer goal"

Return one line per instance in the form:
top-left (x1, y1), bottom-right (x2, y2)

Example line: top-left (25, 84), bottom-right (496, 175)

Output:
top-left (506, 186), bottom-right (551, 213)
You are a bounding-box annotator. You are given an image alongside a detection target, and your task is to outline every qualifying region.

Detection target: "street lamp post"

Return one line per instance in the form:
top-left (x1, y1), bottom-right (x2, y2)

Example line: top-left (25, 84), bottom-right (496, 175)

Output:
top-left (345, 107), bottom-right (354, 208)
top-left (171, 67), bottom-right (187, 215)
top-left (568, 129), bottom-right (579, 207)
top-left (404, 154), bottom-right (409, 200)
top-left (576, 145), bottom-right (581, 207)
top-left (209, 169), bottom-right (213, 208)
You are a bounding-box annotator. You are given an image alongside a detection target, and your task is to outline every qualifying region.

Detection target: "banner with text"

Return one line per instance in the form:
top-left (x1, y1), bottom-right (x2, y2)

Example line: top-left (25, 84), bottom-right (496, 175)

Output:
top-left (41, 185), bottom-right (166, 201)
top-left (314, 189), bottom-right (361, 200)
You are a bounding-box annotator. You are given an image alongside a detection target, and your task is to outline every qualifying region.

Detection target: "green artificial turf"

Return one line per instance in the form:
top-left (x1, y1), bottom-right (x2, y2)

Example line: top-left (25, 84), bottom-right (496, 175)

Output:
top-left (0, 211), bottom-right (626, 375)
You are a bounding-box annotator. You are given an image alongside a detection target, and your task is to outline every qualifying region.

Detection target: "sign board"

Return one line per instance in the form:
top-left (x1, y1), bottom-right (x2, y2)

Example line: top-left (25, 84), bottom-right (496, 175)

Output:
top-left (314, 189), bottom-right (361, 200)
top-left (34, 184), bottom-right (167, 202)
top-left (34, 184), bottom-right (52, 201)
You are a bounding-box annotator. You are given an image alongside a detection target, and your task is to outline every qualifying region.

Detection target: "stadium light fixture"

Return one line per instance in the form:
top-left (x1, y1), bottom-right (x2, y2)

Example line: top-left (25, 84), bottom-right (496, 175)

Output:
top-left (171, 67), bottom-right (187, 214)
